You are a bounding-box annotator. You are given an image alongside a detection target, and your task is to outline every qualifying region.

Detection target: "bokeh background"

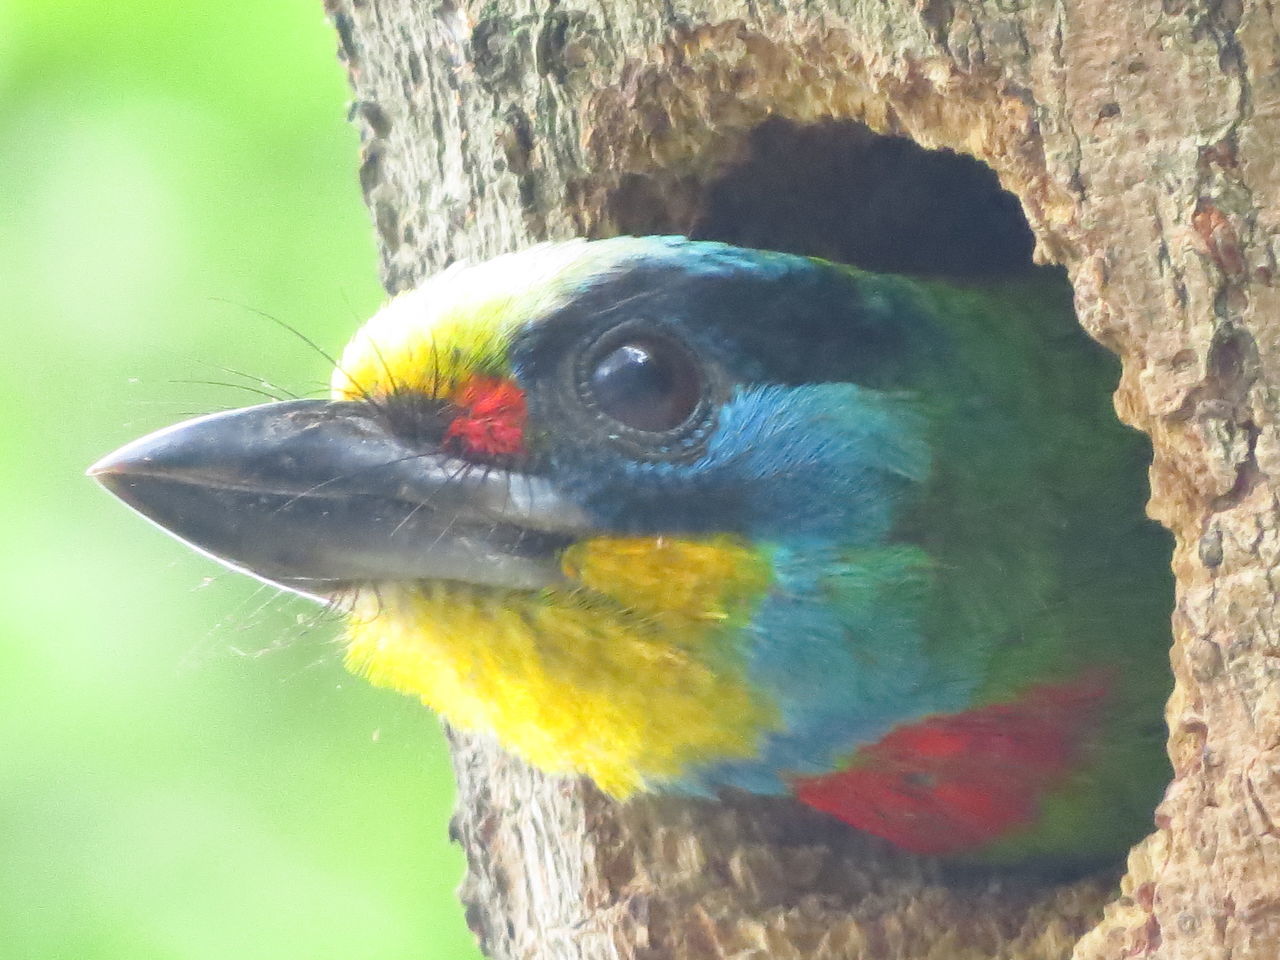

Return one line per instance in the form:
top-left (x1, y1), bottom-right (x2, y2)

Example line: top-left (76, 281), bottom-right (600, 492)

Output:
top-left (1, 2), bottom-right (482, 957)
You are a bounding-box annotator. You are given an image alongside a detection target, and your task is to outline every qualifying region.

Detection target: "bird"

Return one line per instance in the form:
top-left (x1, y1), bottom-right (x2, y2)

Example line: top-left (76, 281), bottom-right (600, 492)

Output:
top-left (90, 235), bottom-right (1172, 868)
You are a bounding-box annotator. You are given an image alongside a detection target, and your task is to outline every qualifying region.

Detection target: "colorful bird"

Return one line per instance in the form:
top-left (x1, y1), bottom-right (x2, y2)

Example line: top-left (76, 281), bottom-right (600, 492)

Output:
top-left (90, 237), bottom-right (1172, 867)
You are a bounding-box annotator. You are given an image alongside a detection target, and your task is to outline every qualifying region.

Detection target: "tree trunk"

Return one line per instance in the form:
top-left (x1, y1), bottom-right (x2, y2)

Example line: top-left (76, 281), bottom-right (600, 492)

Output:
top-left (322, 1), bottom-right (1280, 957)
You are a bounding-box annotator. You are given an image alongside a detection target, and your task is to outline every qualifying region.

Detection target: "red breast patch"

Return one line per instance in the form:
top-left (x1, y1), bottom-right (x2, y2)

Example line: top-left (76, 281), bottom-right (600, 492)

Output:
top-left (791, 676), bottom-right (1110, 856)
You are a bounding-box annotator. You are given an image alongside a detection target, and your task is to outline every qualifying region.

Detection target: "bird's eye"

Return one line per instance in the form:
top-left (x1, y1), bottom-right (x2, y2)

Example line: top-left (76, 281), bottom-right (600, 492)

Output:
top-left (586, 336), bottom-right (703, 433)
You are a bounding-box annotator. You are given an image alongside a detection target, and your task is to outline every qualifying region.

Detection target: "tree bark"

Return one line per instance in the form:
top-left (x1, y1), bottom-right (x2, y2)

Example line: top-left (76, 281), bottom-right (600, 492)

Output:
top-left (322, 1), bottom-right (1280, 957)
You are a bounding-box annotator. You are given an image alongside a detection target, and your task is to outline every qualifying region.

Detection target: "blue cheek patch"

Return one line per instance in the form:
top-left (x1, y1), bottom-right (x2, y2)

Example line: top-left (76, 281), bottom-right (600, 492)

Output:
top-left (701, 384), bottom-right (930, 541)
top-left (557, 382), bottom-right (931, 543)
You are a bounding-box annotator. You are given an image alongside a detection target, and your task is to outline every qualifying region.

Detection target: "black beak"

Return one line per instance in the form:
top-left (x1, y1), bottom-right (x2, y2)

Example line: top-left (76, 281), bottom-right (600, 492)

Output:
top-left (89, 400), bottom-right (592, 599)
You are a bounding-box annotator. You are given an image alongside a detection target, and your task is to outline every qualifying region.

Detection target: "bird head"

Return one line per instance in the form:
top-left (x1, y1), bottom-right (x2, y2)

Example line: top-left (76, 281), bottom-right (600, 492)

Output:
top-left (91, 237), bottom-right (937, 796)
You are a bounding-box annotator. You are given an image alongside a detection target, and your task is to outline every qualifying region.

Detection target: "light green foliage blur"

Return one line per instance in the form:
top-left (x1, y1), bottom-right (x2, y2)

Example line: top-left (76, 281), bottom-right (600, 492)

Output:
top-left (0, 2), bottom-right (482, 957)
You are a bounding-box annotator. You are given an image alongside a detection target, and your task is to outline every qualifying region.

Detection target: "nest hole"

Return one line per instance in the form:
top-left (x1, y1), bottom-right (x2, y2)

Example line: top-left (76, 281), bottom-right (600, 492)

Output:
top-left (597, 115), bottom-right (1172, 891)
top-left (607, 116), bottom-right (1038, 280)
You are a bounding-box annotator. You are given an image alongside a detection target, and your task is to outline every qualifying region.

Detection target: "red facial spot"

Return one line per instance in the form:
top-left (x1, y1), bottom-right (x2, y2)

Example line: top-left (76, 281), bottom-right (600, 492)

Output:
top-left (444, 376), bottom-right (527, 459)
top-left (792, 676), bottom-right (1110, 855)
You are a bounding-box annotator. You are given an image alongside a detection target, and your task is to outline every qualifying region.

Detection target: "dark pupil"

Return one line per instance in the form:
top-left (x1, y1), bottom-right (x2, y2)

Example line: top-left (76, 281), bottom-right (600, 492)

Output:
top-left (589, 338), bottom-right (701, 432)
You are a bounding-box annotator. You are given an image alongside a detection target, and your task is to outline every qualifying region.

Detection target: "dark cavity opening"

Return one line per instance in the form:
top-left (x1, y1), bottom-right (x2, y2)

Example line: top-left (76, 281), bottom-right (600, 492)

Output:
top-left (612, 117), bottom-right (1038, 279)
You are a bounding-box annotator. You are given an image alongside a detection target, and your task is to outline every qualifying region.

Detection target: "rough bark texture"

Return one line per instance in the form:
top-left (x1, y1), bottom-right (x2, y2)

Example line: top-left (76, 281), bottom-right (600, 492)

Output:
top-left (323, 1), bottom-right (1280, 957)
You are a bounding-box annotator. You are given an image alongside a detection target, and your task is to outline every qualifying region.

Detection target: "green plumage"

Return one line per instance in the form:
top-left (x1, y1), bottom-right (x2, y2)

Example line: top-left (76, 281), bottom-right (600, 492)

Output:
top-left (891, 273), bottom-right (1172, 862)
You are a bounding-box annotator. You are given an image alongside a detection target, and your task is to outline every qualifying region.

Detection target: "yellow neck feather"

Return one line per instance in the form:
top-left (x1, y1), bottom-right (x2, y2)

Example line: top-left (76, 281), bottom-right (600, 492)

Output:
top-left (342, 537), bottom-right (775, 795)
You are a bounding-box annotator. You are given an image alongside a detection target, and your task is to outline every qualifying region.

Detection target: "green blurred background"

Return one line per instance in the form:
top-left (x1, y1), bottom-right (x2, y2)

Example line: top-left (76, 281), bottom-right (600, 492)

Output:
top-left (1, 2), bottom-right (483, 957)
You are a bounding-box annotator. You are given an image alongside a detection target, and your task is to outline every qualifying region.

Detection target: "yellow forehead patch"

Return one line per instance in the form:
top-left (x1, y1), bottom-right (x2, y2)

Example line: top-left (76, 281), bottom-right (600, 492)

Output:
top-left (331, 239), bottom-right (618, 402)
top-left (342, 536), bottom-right (775, 795)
